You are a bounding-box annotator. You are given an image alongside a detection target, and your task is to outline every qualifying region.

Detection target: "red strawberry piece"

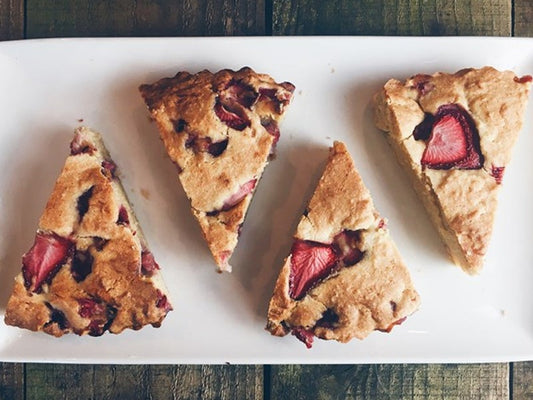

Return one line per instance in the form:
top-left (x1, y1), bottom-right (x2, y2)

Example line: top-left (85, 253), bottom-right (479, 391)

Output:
top-left (78, 298), bottom-right (117, 336)
top-left (70, 133), bottom-right (95, 155)
top-left (101, 160), bottom-right (117, 178)
top-left (22, 233), bottom-right (73, 292)
top-left (514, 75), bottom-right (533, 84)
top-left (214, 101), bottom-right (250, 131)
top-left (378, 219), bottom-right (386, 229)
top-left (491, 165), bottom-right (505, 184)
top-left (378, 316), bottom-right (407, 333)
top-left (289, 240), bottom-right (339, 300)
top-left (258, 88), bottom-right (277, 101)
top-left (78, 298), bottom-right (106, 319)
top-left (291, 327), bottom-right (314, 349)
top-left (117, 205), bottom-right (130, 226)
top-left (156, 289), bottom-right (173, 312)
top-left (71, 249), bottom-right (94, 282)
top-left (420, 104), bottom-right (483, 170)
top-left (221, 179), bottom-right (257, 211)
top-left (261, 118), bottom-right (280, 145)
top-left (222, 80), bottom-right (257, 109)
top-left (141, 250), bottom-right (160, 276)
top-left (422, 115), bottom-right (467, 167)
top-left (333, 230), bottom-right (364, 267)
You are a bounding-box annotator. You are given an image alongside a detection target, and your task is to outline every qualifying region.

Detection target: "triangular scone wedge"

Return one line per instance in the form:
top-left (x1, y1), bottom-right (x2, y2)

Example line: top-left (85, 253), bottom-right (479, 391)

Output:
top-left (373, 67), bottom-right (532, 274)
top-left (4, 127), bottom-right (172, 337)
top-left (267, 142), bottom-right (420, 348)
top-left (140, 67), bottom-right (295, 272)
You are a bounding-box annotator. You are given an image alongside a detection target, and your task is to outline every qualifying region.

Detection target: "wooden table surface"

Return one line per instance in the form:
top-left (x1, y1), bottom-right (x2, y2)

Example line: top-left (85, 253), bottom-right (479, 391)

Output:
top-left (1, 1), bottom-right (532, 399)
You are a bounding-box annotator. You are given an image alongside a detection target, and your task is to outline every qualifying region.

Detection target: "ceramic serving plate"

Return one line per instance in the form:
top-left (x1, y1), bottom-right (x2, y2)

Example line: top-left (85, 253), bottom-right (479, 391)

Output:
top-left (0, 37), bottom-right (532, 364)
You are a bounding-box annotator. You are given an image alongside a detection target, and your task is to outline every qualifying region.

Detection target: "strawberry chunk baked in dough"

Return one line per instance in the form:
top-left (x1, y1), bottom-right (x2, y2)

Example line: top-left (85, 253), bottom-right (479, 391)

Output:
top-left (4, 127), bottom-right (172, 337)
top-left (266, 142), bottom-right (420, 348)
top-left (373, 67), bottom-right (532, 274)
top-left (140, 67), bottom-right (294, 272)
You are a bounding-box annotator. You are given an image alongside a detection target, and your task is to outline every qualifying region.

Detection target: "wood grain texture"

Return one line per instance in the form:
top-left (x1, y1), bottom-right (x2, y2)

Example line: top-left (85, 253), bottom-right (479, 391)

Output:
top-left (26, 0), bottom-right (265, 38)
top-left (513, 362), bottom-right (533, 400)
top-left (25, 364), bottom-right (263, 400)
top-left (513, 0), bottom-right (533, 36)
top-left (270, 364), bottom-right (509, 400)
top-left (0, 0), bottom-right (24, 40)
top-left (272, 0), bottom-right (511, 36)
top-left (0, 363), bottom-right (24, 400)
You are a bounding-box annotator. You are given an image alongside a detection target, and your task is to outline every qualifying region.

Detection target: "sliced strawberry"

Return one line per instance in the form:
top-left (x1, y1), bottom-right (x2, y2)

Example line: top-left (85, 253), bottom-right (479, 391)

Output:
top-left (333, 230), bottom-right (364, 266)
top-left (101, 160), bottom-right (117, 178)
top-left (514, 75), bottom-right (533, 84)
top-left (222, 80), bottom-right (257, 109)
top-left (289, 240), bottom-right (339, 300)
top-left (291, 327), bottom-right (314, 349)
top-left (221, 179), bottom-right (257, 211)
top-left (156, 289), bottom-right (173, 312)
top-left (491, 165), bottom-right (505, 184)
top-left (22, 233), bottom-right (73, 292)
top-left (78, 298), bottom-right (106, 319)
top-left (117, 205), bottom-right (130, 226)
top-left (418, 104), bottom-right (483, 170)
top-left (141, 250), bottom-right (160, 276)
top-left (261, 118), bottom-right (280, 145)
top-left (421, 115), bottom-right (467, 167)
top-left (214, 101), bottom-right (250, 131)
top-left (78, 298), bottom-right (117, 336)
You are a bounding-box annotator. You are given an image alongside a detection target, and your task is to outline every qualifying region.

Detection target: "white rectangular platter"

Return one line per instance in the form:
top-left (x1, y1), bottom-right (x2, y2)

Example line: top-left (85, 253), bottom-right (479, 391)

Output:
top-left (0, 37), bottom-right (532, 364)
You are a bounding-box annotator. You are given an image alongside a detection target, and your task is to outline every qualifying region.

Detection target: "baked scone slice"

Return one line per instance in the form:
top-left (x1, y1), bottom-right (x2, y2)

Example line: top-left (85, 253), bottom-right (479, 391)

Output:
top-left (373, 67), bottom-right (532, 274)
top-left (4, 127), bottom-right (172, 337)
top-left (266, 142), bottom-right (420, 348)
top-left (139, 67), bottom-right (295, 272)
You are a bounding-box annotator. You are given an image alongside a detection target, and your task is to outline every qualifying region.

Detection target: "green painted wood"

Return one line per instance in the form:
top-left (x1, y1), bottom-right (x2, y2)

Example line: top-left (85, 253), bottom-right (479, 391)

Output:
top-left (0, 363), bottom-right (24, 400)
top-left (26, 0), bottom-right (265, 38)
top-left (25, 364), bottom-right (263, 399)
top-left (0, 0), bottom-right (24, 40)
top-left (270, 364), bottom-right (509, 400)
top-left (513, 362), bottom-right (533, 400)
top-left (513, 0), bottom-right (533, 36)
top-left (272, 0), bottom-right (511, 36)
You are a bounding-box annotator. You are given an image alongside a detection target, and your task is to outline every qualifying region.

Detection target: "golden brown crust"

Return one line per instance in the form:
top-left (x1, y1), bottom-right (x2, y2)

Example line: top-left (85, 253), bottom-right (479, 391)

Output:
top-left (266, 142), bottom-right (420, 344)
top-left (373, 67), bottom-right (531, 274)
top-left (139, 67), bottom-right (294, 272)
top-left (4, 127), bottom-right (172, 337)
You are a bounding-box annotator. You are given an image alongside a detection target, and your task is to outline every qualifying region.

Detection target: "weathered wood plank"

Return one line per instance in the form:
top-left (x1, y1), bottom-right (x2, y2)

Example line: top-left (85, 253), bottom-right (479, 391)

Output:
top-left (513, 0), bottom-right (533, 36)
top-left (0, 362), bottom-right (24, 400)
top-left (26, 0), bottom-right (265, 38)
top-left (272, 0), bottom-right (511, 36)
top-left (0, 0), bottom-right (24, 40)
top-left (512, 362), bottom-right (533, 400)
top-left (25, 364), bottom-right (263, 399)
top-left (270, 364), bottom-right (509, 400)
